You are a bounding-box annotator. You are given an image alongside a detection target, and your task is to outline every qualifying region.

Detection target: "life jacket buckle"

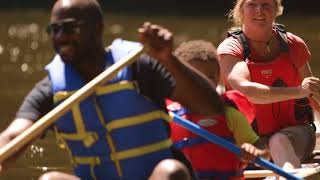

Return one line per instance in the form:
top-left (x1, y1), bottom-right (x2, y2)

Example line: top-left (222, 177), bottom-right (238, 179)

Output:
top-left (83, 133), bottom-right (99, 147)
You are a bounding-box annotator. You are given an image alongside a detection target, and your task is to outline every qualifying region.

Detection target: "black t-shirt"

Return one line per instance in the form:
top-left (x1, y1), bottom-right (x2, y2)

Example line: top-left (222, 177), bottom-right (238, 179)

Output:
top-left (16, 55), bottom-right (176, 121)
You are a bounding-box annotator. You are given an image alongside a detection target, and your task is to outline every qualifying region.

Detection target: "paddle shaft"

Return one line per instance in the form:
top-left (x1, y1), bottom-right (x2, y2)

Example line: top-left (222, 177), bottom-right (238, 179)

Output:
top-left (0, 45), bottom-right (145, 163)
top-left (312, 95), bottom-right (320, 106)
top-left (172, 114), bottom-right (304, 180)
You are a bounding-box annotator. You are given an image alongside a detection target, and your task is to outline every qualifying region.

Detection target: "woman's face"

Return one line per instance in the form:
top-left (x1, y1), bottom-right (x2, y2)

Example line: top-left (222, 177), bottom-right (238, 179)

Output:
top-left (241, 0), bottom-right (277, 28)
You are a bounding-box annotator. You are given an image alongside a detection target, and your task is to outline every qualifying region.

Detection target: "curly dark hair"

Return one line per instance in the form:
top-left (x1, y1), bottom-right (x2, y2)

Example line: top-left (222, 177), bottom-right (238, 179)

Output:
top-left (174, 40), bottom-right (218, 63)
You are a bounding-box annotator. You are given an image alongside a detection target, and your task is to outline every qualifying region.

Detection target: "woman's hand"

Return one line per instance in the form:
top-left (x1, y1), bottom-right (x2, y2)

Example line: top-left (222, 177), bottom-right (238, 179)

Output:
top-left (301, 77), bottom-right (320, 97)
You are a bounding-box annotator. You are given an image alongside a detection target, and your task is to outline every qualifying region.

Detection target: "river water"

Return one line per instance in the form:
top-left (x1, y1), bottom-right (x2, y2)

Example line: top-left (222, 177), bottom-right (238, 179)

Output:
top-left (0, 10), bottom-right (319, 179)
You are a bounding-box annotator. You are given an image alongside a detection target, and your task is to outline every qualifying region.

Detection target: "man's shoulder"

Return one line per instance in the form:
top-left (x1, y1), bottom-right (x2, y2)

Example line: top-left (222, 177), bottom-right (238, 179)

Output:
top-left (31, 76), bottom-right (52, 95)
top-left (35, 76), bottom-right (51, 88)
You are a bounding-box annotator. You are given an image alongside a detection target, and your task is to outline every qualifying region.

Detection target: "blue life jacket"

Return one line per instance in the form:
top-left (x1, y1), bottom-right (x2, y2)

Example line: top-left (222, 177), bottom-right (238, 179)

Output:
top-left (45, 39), bottom-right (173, 180)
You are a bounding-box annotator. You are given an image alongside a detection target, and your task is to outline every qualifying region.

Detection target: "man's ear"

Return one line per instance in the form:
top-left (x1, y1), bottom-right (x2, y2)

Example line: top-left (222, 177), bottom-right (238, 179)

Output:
top-left (93, 22), bottom-right (104, 44)
top-left (96, 22), bottom-right (104, 35)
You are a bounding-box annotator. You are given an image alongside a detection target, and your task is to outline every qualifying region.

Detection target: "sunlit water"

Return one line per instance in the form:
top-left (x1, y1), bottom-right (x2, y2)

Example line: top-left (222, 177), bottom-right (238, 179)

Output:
top-left (0, 10), bottom-right (319, 179)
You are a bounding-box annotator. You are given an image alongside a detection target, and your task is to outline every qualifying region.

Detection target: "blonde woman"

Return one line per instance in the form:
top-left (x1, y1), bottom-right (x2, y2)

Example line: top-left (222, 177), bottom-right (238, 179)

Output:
top-left (217, 0), bottom-right (320, 172)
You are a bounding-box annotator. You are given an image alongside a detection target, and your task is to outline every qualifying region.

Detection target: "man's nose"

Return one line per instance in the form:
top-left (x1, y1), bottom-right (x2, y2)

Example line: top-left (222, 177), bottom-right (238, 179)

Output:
top-left (53, 28), bottom-right (65, 38)
top-left (52, 28), bottom-right (72, 42)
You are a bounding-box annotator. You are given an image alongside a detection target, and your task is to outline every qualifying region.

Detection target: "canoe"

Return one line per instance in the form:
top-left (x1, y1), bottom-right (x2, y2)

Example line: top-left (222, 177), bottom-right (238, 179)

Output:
top-left (244, 164), bottom-right (320, 180)
top-left (244, 135), bottom-right (320, 179)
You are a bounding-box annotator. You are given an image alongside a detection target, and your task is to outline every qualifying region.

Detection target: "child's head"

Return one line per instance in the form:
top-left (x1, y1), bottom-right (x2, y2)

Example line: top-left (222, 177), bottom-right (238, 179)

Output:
top-left (174, 40), bottom-right (220, 85)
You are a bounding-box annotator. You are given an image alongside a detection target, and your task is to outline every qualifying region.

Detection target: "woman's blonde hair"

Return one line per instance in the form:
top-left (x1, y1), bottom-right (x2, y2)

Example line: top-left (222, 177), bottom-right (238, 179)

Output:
top-left (229, 0), bottom-right (284, 26)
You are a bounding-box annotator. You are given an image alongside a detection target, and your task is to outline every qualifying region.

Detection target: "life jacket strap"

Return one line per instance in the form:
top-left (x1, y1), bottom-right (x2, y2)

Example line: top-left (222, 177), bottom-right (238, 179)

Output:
top-left (173, 136), bottom-right (235, 149)
top-left (71, 156), bottom-right (101, 166)
top-left (173, 137), bottom-right (208, 149)
top-left (54, 90), bottom-right (75, 103)
top-left (110, 138), bottom-right (172, 161)
top-left (95, 80), bottom-right (136, 95)
top-left (105, 110), bottom-right (171, 132)
top-left (53, 80), bottom-right (136, 103)
top-left (57, 132), bottom-right (99, 147)
top-left (227, 24), bottom-right (288, 60)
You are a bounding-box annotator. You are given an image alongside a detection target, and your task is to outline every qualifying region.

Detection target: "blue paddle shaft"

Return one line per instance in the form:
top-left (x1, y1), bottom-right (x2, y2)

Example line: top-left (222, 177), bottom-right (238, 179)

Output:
top-left (172, 114), bottom-right (303, 180)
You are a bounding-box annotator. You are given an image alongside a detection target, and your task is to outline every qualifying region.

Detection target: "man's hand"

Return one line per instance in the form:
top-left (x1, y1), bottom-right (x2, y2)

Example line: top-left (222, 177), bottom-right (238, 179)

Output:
top-left (138, 22), bottom-right (173, 62)
top-left (0, 118), bottom-right (34, 173)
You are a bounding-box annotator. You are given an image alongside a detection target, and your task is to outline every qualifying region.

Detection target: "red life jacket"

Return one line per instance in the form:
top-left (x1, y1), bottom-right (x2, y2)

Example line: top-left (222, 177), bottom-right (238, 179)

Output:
top-left (247, 55), bottom-right (310, 135)
top-left (228, 25), bottom-right (314, 135)
top-left (167, 90), bottom-right (255, 180)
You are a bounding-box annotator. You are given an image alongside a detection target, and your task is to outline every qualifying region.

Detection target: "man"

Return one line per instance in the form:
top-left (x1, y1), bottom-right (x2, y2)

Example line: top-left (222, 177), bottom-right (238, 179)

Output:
top-left (0, 0), bottom-right (220, 179)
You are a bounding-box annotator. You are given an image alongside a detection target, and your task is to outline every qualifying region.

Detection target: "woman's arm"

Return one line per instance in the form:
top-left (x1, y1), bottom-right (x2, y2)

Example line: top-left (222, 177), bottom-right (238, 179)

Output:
top-left (219, 55), bottom-right (308, 104)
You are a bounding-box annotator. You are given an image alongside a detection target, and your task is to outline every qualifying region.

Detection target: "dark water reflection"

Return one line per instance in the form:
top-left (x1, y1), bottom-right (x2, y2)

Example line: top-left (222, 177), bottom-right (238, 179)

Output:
top-left (0, 10), bottom-right (319, 179)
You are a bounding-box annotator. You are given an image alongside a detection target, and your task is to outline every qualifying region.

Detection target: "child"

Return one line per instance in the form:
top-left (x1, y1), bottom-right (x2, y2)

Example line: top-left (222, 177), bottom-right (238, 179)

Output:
top-left (167, 40), bottom-right (269, 180)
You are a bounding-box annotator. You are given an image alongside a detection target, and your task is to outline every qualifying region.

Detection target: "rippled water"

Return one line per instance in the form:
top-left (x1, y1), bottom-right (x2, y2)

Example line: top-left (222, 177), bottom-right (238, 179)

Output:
top-left (0, 10), bottom-right (319, 179)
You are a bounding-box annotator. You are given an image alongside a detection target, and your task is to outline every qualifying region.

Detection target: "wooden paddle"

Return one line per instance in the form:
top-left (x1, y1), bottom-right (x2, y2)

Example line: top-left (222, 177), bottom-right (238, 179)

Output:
top-left (312, 95), bottom-right (320, 105)
top-left (0, 44), bottom-right (145, 163)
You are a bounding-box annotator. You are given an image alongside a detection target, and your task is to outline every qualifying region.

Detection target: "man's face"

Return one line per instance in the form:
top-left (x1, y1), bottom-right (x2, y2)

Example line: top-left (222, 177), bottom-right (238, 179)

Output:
top-left (48, 3), bottom-right (95, 65)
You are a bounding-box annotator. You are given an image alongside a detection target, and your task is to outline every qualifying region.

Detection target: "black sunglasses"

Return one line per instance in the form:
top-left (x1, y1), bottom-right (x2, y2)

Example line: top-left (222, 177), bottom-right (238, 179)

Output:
top-left (46, 18), bottom-right (87, 35)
